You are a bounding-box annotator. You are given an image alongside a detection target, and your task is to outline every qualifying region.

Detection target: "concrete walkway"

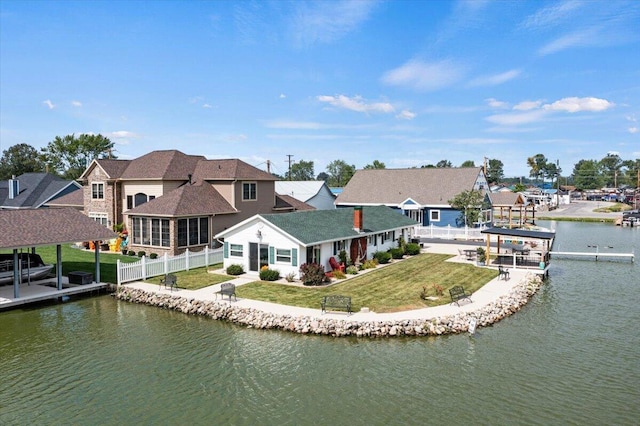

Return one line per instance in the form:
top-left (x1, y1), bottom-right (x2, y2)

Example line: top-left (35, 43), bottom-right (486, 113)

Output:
top-left (124, 243), bottom-right (533, 322)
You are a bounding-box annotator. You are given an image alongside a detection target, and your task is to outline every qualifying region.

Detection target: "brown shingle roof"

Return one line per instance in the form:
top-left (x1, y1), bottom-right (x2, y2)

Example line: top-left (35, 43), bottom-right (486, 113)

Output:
top-left (120, 150), bottom-right (205, 180)
top-left (0, 208), bottom-right (117, 249)
top-left (125, 183), bottom-right (236, 217)
top-left (45, 188), bottom-right (84, 207)
top-left (336, 167), bottom-right (484, 206)
top-left (275, 194), bottom-right (315, 211)
top-left (192, 159), bottom-right (276, 181)
top-left (489, 191), bottom-right (525, 206)
top-left (96, 159), bottom-right (131, 179)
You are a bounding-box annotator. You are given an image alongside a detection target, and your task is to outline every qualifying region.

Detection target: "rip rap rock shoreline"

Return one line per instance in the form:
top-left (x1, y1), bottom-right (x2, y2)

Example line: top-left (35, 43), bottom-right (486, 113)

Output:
top-left (113, 274), bottom-right (544, 337)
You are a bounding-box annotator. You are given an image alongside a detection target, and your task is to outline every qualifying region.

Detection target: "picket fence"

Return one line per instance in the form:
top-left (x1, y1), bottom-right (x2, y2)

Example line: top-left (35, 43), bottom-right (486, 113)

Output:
top-left (414, 224), bottom-right (487, 241)
top-left (117, 247), bottom-right (224, 285)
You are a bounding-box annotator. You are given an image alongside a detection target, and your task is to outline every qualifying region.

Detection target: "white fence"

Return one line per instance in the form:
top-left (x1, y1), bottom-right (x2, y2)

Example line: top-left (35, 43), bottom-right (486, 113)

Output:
top-left (117, 247), bottom-right (224, 285)
top-left (414, 224), bottom-right (487, 241)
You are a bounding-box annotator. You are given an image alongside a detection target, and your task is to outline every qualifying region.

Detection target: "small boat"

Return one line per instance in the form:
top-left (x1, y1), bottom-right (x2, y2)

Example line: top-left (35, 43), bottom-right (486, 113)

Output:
top-left (0, 253), bottom-right (54, 285)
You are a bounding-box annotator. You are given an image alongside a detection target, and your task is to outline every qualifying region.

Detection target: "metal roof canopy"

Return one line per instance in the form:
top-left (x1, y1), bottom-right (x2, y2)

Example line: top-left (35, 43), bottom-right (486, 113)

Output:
top-left (480, 227), bottom-right (555, 240)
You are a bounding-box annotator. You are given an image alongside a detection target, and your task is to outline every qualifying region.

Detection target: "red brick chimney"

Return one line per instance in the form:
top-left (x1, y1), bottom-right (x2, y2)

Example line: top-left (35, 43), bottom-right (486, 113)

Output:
top-left (353, 206), bottom-right (363, 232)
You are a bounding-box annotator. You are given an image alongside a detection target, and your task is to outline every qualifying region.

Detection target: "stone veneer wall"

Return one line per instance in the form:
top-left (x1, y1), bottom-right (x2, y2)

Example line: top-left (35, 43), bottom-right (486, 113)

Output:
top-left (113, 274), bottom-right (545, 338)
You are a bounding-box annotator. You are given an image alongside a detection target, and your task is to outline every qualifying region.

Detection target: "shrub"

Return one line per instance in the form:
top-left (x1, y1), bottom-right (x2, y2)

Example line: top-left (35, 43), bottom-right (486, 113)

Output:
top-left (405, 243), bottom-right (421, 255)
top-left (374, 251), bottom-right (391, 264)
top-left (389, 247), bottom-right (404, 259)
top-left (285, 272), bottom-right (296, 282)
top-left (332, 270), bottom-right (347, 280)
top-left (149, 253), bottom-right (158, 259)
top-left (299, 263), bottom-right (327, 286)
top-left (259, 268), bottom-right (280, 281)
top-left (137, 251), bottom-right (146, 257)
top-left (226, 264), bottom-right (245, 275)
top-left (128, 250), bottom-right (137, 256)
top-left (397, 236), bottom-right (407, 253)
top-left (346, 265), bottom-right (359, 275)
top-left (362, 259), bottom-right (378, 269)
top-left (338, 250), bottom-right (348, 266)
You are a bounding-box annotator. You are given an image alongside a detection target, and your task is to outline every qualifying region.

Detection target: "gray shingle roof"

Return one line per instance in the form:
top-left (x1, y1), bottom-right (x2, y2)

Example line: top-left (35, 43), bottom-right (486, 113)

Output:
top-left (0, 208), bottom-right (118, 249)
top-left (335, 167), bottom-right (484, 206)
top-left (126, 183), bottom-right (236, 217)
top-left (120, 150), bottom-right (205, 180)
top-left (260, 206), bottom-right (418, 245)
top-left (193, 159), bottom-right (276, 181)
top-left (0, 173), bottom-right (80, 209)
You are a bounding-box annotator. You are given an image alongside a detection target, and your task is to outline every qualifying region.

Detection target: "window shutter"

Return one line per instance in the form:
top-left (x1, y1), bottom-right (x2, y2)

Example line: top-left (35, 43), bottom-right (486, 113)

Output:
top-left (292, 248), bottom-right (298, 266)
top-left (223, 242), bottom-right (229, 258)
top-left (269, 246), bottom-right (274, 264)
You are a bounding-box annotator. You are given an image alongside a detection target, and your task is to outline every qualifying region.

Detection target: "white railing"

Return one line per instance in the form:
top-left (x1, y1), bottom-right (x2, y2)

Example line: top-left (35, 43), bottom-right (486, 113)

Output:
top-left (117, 247), bottom-right (224, 285)
top-left (414, 224), bottom-right (487, 241)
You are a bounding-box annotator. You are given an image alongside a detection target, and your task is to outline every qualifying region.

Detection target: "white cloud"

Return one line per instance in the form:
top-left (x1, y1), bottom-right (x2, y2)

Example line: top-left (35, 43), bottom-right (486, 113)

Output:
top-left (71, 100), bottom-right (82, 107)
top-left (42, 100), bottom-right (55, 109)
top-left (485, 109), bottom-right (548, 126)
top-left (202, 104), bottom-right (213, 109)
top-left (513, 100), bottom-right (543, 111)
top-left (265, 120), bottom-right (325, 130)
top-left (543, 97), bottom-right (614, 113)
top-left (381, 59), bottom-right (464, 91)
top-left (290, 0), bottom-right (378, 46)
top-left (521, 0), bottom-right (582, 29)
top-left (317, 94), bottom-right (394, 114)
top-left (279, 94), bottom-right (286, 99)
top-left (396, 110), bottom-right (416, 120)
top-left (110, 131), bottom-right (137, 138)
top-left (629, 127), bottom-right (639, 134)
top-left (538, 28), bottom-right (599, 55)
top-left (468, 69), bottom-right (521, 87)
top-left (485, 98), bottom-right (509, 109)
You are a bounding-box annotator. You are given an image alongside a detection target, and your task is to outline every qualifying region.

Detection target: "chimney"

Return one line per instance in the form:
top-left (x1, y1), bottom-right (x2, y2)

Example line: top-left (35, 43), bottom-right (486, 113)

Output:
top-left (353, 206), bottom-right (363, 232)
top-left (9, 175), bottom-right (19, 199)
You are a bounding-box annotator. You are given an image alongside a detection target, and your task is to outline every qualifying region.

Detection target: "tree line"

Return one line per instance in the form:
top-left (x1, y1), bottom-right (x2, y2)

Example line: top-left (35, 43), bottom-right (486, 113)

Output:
top-left (1, 135), bottom-right (638, 190)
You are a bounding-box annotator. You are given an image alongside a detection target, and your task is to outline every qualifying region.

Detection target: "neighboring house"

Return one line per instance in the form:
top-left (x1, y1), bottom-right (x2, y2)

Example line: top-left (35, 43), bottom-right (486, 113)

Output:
top-left (215, 206), bottom-right (419, 278)
top-left (335, 167), bottom-right (491, 227)
top-left (79, 149), bottom-right (300, 256)
top-left (275, 181), bottom-right (336, 210)
top-left (0, 173), bottom-right (81, 210)
top-left (43, 186), bottom-right (84, 210)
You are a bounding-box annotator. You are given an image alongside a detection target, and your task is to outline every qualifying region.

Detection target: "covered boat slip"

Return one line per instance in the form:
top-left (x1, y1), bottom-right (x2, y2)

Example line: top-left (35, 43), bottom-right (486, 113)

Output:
top-left (481, 227), bottom-right (556, 276)
top-left (0, 278), bottom-right (109, 310)
top-left (0, 208), bottom-right (117, 305)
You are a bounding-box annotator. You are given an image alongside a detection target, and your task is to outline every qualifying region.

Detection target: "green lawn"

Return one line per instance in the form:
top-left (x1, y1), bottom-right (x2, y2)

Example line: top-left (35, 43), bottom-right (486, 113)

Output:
top-left (236, 253), bottom-right (497, 313)
top-left (144, 267), bottom-right (228, 290)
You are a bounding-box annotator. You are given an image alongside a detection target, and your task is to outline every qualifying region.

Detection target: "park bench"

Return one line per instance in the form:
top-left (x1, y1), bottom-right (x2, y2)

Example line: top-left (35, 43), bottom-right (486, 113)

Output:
top-left (449, 285), bottom-right (472, 306)
top-left (498, 266), bottom-right (510, 280)
top-left (321, 295), bottom-right (352, 314)
top-left (216, 283), bottom-right (237, 301)
top-left (160, 274), bottom-right (178, 291)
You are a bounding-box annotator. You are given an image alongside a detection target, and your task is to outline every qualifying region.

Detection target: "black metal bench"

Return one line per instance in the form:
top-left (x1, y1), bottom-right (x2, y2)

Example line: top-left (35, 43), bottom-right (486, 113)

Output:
top-left (321, 295), bottom-right (352, 314)
top-left (216, 283), bottom-right (237, 301)
top-left (498, 266), bottom-right (510, 280)
top-left (449, 285), bottom-right (472, 306)
top-left (160, 274), bottom-right (178, 291)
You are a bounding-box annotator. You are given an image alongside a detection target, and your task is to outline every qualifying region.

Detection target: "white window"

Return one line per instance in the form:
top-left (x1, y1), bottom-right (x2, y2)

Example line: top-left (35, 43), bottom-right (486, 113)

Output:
top-left (276, 249), bottom-right (291, 263)
top-left (89, 212), bottom-right (108, 227)
top-left (230, 244), bottom-right (243, 257)
top-left (91, 183), bottom-right (104, 199)
top-left (243, 182), bottom-right (257, 200)
top-left (430, 210), bottom-right (441, 222)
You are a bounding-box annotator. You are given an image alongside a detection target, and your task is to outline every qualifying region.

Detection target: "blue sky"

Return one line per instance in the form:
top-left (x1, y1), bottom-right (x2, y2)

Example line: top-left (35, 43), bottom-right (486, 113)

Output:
top-left (1, 0), bottom-right (639, 178)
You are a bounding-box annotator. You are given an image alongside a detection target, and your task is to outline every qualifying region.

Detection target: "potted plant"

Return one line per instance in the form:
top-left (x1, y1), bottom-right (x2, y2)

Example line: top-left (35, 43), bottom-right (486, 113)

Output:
top-left (476, 247), bottom-right (486, 266)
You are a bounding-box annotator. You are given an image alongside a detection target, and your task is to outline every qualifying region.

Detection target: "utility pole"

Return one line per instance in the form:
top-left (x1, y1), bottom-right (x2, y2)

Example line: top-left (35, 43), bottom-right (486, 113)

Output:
top-left (286, 155), bottom-right (294, 180)
top-left (266, 159), bottom-right (271, 174)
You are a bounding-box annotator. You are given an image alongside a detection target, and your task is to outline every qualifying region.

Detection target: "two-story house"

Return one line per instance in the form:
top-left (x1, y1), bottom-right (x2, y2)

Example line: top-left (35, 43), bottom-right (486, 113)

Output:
top-left (80, 150), bottom-right (303, 255)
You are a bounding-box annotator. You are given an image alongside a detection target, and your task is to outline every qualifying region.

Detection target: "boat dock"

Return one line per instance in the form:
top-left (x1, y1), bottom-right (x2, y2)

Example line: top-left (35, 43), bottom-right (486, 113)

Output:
top-left (0, 278), bottom-right (113, 311)
top-left (550, 251), bottom-right (634, 262)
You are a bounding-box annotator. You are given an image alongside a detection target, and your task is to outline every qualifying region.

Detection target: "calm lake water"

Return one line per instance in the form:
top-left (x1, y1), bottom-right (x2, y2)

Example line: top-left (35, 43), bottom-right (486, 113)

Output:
top-left (1, 221), bottom-right (638, 425)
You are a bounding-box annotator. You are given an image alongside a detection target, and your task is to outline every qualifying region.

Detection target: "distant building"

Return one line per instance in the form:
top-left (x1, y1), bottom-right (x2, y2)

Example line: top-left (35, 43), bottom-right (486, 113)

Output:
top-left (0, 173), bottom-right (81, 210)
top-left (275, 181), bottom-right (336, 210)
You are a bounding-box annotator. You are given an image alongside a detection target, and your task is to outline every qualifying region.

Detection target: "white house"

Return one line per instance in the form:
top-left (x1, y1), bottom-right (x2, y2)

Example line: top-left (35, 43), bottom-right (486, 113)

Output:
top-left (214, 206), bottom-right (419, 279)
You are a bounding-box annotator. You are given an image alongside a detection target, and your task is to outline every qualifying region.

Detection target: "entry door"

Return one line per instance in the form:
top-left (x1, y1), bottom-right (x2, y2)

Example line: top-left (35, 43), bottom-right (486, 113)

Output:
top-left (249, 243), bottom-right (259, 272)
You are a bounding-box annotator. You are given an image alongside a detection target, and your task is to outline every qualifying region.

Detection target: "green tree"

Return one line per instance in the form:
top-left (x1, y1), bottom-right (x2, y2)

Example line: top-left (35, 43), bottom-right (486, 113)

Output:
top-left (285, 160), bottom-right (314, 180)
top-left (40, 133), bottom-right (115, 179)
top-left (572, 159), bottom-right (603, 190)
top-left (436, 160), bottom-right (452, 168)
top-left (485, 159), bottom-right (504, 184)
top-left (363, 160), bottom-right (386, 169)
top-left (527, 154), bottom-right (548, 185)
top-left (421, 164), bottom-right (435, 168)
top-left (460, 160), bottom-right (475, 167)
top-left (326, 160), bottom-right (356, 187)
top-left (0, 143), bottom-right (44, 180)
top-left (448, 190), bottom-right (484, 227)
top-left (599, 153), bottom-right (623, 187)
top-left (317, 172), bottom-right (329, 181)
top-left (621, 159), bottom-right (640, 187)
top-left (513, 183), bottom-right (526, 192)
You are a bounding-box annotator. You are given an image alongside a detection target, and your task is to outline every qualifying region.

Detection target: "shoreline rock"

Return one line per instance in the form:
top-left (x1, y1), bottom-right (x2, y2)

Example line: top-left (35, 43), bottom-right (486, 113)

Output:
top-left (113, 274), bottom-right (545, 337)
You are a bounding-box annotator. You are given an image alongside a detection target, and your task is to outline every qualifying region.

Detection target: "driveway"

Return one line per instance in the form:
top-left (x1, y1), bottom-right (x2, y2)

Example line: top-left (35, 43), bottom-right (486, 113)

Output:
top-left (539, 200), bottom-right (622, 220)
